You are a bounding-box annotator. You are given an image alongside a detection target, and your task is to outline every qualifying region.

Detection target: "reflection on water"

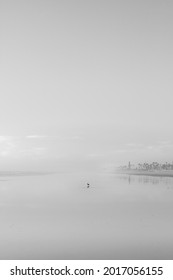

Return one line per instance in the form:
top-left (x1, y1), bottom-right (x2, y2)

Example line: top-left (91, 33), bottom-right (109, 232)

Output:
top-left (117, 174), bottom-right (173, 185)
top-left (0, 172), bottom-right (173, 259)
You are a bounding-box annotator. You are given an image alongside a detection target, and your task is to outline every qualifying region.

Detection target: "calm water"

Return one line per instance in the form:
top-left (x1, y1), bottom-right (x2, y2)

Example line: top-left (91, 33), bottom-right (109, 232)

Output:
top-left (0, 172), bottom-right (173, 259)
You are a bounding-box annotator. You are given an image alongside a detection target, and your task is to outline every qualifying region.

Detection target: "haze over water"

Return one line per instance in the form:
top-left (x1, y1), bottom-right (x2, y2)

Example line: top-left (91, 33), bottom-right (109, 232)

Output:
top-left (1, 0), bottom-right (173, 260)
top-left (1, 172), bottom-right (173, 259)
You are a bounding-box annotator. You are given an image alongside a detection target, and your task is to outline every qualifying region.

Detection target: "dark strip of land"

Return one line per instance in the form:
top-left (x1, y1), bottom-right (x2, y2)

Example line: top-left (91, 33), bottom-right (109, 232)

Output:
top-left (116, 169), bottom-right (173, 178)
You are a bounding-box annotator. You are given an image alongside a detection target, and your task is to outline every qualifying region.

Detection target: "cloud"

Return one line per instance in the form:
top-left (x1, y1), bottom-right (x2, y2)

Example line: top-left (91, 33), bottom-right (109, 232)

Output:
top-left (26, 135), bottom-right (47, 139)
top-left (157, 140), bottom-right (173, 148)
top-left (0, 136), bottom-right (17, 157)
top-left (158, 140), bottom-right (172, 145)
top-left (126, 143), bottom-right (144, 149)
top-left (0, 136), bottom-right (10, 142)
top-left (146, 146), bottom-right (153, 150)
top-left (113, 149), bottom-right (128, 153)
top-left (0, 135), bottom-right (47, 159)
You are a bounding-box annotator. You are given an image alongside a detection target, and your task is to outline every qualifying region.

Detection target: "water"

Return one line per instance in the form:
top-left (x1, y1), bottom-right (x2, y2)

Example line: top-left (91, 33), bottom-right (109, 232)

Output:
top-left (0, 172), bottom-right (173, 259)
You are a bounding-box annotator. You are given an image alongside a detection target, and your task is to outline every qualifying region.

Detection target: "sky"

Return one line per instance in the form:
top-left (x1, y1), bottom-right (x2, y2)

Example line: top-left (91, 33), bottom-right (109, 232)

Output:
top-left (1, 0), bottom-right (173, 171)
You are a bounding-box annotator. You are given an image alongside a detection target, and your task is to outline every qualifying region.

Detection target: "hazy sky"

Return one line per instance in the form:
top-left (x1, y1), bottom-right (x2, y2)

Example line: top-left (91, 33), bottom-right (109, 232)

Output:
top-left (1, 0), bottom-right (173, 170)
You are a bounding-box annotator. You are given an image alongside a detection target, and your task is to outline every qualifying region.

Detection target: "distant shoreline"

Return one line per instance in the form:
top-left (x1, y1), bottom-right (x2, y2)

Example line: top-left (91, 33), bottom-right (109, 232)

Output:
top-left (0, 171), bottom-right (55, 177)
top-left (116, 169), bottom-right (173, 178)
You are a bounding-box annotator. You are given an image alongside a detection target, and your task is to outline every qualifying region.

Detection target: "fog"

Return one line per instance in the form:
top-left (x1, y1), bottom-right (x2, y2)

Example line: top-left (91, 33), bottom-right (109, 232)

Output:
top-left (1, 0), bottom-right (173, 260)
top-left (1, 125), bottom-right (173, 174)
top-left (1, 0), bottom-right (173, 145)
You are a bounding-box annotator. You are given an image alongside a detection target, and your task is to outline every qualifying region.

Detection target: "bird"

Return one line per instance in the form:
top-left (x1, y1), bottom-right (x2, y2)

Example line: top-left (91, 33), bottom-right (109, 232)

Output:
top-left (87, 182), bottom-right (90, 188)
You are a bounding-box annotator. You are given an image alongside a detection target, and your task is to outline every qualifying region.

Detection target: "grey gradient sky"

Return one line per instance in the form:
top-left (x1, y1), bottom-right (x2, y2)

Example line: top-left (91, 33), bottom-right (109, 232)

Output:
top-left (1, 0), bottom-right (173, 169)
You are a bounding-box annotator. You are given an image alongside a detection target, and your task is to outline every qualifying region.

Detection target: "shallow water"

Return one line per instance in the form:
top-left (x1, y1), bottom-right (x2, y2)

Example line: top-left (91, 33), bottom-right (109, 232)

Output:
top-left (0, 172), bottom-right (173, 259)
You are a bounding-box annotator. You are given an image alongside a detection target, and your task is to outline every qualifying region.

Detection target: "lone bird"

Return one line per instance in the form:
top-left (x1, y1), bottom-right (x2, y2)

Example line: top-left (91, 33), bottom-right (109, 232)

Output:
top-left (87, 182), bottom-right (90, 188)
